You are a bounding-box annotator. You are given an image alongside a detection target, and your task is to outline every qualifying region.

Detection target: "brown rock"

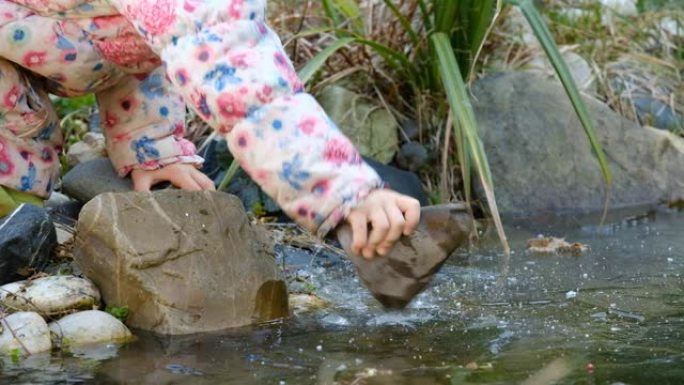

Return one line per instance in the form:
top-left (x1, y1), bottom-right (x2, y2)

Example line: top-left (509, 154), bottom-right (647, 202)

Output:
top-left (336, 203), bottom-right (473, 309)
top-left (73, 191), bottom-right (288, 335)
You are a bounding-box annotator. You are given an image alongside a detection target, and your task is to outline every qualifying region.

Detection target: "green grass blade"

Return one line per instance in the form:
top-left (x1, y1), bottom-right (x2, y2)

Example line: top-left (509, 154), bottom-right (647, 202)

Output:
top-left (327, 0), bottom-right (365, 34)
top-left (381, 0), bottom-right (421, 48)
top-left (434, 0), bottom-right (459, 33)
top-left (322, 0), bottom-right (341, 28)
top-left (510, 0), bottom-right (612, 185)
top-left (417, 0), bottom-right (433, 31)
top-left (298, 37), bottom-right (355, 85)
top-left (217, 159), bottom-right (241, 192)
top-left (466, 0), bottom-right (502, 80)
top-left (354, 37), bottom-right (422, 87)
top-left (431, 32), bottom-right (510, 254)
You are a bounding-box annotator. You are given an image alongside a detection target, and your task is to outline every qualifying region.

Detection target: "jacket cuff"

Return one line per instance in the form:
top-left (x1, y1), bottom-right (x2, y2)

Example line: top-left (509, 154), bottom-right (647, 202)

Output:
top-left (110, 136), bottom-right (204, 177)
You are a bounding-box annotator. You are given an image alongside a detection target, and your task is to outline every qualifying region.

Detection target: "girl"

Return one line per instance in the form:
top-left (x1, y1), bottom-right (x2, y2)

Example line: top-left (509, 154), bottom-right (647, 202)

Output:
top-left (0, 0), bottom-right (420, 259)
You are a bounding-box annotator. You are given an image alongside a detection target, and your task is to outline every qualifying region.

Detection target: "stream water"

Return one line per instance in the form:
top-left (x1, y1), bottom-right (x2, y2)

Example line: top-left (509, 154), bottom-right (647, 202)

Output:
top-left (1, 207), bottom-right (682, 385)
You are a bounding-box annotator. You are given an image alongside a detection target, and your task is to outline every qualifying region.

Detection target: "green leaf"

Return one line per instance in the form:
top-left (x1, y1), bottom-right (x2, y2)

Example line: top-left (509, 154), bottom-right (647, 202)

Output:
top-left (298, 37), bottom-right (355, 85)
top-left (218, 158), bottom-right (241, 192)
top-left (434, 0), bottom-right (459, 33)
top-left (381, 0), bottom-right (421, 48)
top-left (509, 0), bottom-right (612, 185)
top-left (326, 0), bottom-right (365, 34)
top-left (431, 32), bottom-right (510, 254)
top-left (105, 306), bottom-right (130, 322)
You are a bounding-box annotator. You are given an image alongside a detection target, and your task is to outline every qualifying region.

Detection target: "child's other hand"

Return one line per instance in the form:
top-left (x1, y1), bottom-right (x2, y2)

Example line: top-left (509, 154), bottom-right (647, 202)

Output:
top-left (131, 163), bottom-right (216, 192)
top-left (346, 190), bottom-right (420, 259)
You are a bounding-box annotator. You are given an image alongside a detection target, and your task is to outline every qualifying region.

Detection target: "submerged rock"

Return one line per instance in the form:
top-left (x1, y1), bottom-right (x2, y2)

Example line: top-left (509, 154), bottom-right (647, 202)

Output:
top-left (472, 72), bottom-right (684, 217)
top-left (62, 158), bottom-right (133, 203)
top-left (0, 276), bottom-right (100, 317)
top-left (289, 293), bottom-right (329, 315)
top-left (0, 312), bottom-right (51, 356)
top-left (0, 204), bottom-right (57, 285)
top-left (73, 191), bottom-right (289, 335)
top-left (48, 310), bottom-right (132, 348)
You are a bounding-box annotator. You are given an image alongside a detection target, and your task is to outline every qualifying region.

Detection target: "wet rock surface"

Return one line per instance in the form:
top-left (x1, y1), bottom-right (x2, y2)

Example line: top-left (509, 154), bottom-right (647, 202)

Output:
top-left (48, 310), bottom-right (132, 348)
top-left (336, 203), bottom-right (474, 308)
top-left (73, 190), bottom-right (289, 335)
top-left (0, 276), bottom-right (100, 317)
top-left (0, 204), bottom-right (57, 285)
top-left (0, 312), bottom-right (51, 356)
top-left (472, 72), bottom-right (684, 217)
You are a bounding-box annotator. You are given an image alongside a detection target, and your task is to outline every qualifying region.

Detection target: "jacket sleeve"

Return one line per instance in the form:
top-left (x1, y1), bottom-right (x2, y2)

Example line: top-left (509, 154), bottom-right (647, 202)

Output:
top-left (95, 68), bottom-right (204, 176)
top-left (110, 0), bottom-right (384, 236)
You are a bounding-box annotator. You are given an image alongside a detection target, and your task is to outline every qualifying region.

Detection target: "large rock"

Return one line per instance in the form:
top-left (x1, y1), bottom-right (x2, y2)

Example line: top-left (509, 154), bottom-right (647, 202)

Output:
top-left (62, 158), bottom-right (133, 203)
top-left (0, 204), bottom-right (56, 284)
top-left (0, 312), bottom-right (51, 356)
top-left (471, 72), bottom-right (684, 217)
top-left (73, 191), bottom-right (288, 335)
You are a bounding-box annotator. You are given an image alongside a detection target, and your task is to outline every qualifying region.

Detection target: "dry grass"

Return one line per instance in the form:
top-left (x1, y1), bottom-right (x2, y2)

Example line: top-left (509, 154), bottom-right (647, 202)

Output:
top-left (481, 1), bottom-right (683, 134)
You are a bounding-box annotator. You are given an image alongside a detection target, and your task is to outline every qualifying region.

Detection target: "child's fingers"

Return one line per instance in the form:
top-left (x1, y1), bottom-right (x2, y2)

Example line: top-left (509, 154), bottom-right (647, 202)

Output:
top-left (377, 203), bottom-right (405, 256)
top-left (347, 211), bottom-right (368, 255)
top-left (173, 176), bottom-right (203, 191)
top-left (132, 172), bottom-right (153, 192)
top-left (397, 197), bottom-right (421, 235)
top-left (191, 170), bottom-right (216, 191)
top-left (364, 209), bottom-right (390, 259)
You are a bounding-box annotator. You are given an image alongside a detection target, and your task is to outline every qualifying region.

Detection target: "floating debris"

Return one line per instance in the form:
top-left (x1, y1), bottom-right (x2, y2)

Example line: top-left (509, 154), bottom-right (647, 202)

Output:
top-left (526, 236), bottom-right (589, 255)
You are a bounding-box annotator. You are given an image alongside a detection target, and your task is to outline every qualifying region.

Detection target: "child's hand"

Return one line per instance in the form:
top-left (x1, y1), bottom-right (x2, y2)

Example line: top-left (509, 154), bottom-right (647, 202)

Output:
top-left (346, 189), bottom-right (421, 259)
top-left (131, 163), bottom-right (216, 192)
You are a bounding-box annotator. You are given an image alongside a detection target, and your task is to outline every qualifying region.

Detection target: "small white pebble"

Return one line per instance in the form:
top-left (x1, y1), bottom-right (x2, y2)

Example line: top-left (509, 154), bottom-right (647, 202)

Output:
top-left (316, 345), bottom-right (323, 352)
top-left (566, 290), bottom-right (577, 299)
top-left (667, 257), bottom-right (674, 263)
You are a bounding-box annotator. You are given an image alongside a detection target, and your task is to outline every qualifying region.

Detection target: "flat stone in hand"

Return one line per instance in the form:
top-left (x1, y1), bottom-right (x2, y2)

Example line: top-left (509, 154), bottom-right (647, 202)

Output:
top-left (336, 203), bottom-right (473, 309)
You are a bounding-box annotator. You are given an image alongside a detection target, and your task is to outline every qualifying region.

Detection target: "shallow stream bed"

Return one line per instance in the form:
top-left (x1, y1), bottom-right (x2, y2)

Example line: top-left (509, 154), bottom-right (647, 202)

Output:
top-left (2, 208), bottom-right (683, 384)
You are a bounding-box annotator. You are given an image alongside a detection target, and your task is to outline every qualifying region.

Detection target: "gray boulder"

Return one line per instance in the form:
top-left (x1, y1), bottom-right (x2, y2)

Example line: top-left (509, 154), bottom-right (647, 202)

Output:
top-left (471, 72), bottom-right (684, 217)
top-left (62, 158), bottom-right (132, 203)
top-left (72, 191), bottom-right (288, 335)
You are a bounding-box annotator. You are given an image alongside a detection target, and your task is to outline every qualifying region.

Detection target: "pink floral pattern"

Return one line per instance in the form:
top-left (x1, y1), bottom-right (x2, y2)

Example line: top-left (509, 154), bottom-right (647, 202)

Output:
top-left (0, 0), bottom-right (383, 237)
top-left (125, 0), bottom-right (176, 36)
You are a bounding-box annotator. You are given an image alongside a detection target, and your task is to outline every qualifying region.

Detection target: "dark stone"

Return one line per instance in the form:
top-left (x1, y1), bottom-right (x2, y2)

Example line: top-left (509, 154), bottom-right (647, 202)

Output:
top-left (198, 137), bottom-right (231, 181)
top-left (62, 158), bottom-right (133, 203)
top-left (0, 204), bottom-right (57, 284)
top-left (47, 200), bottom-right (83, 224)
top-left (364, 157), bottom-right (430, 206)
top-left (222, 170), bottom-right (281, 216)
top-left (395, 142), bottom-right (429, 172)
